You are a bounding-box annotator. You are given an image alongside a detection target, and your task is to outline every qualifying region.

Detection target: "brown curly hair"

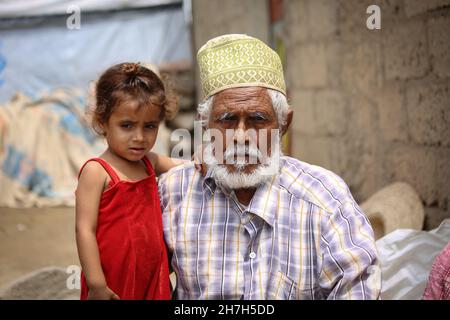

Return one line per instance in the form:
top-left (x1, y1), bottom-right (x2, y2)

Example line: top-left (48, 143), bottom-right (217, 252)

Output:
top-left (90, 62), bottom-right (178, 135)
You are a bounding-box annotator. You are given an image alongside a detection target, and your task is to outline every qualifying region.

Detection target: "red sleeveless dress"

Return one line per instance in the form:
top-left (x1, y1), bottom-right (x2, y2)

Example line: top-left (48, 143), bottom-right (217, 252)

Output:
top-left (78, 156), bottom-right (170, 300)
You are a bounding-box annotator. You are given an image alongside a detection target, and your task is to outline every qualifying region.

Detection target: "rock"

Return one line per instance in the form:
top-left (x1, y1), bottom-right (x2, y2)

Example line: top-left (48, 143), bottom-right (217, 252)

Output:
top-left (360, 182), bottom-right (425, 239)
top-left (0, 267), bottom-right (80, 300)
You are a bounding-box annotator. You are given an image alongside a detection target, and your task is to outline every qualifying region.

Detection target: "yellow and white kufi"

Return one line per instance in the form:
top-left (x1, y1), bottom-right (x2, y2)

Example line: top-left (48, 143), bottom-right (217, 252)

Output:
top-left (197, 34), bottom-right (286, 100)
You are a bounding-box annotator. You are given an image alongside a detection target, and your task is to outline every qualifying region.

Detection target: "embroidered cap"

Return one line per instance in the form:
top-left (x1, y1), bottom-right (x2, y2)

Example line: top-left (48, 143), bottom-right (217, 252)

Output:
top-left (197, 34), bottom-right (286, 100)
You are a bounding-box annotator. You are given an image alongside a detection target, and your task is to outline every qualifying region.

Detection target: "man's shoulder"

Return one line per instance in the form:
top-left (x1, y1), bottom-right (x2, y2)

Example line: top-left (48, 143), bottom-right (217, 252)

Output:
top-left (279, 156), bottom-right (352, 214)
top-left (158, 161), bottom-right (198, 187)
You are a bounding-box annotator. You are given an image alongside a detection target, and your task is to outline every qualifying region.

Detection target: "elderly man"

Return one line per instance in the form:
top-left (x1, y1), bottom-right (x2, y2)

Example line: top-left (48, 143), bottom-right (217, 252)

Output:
top-left (158, 34), bottom-right (381, 300)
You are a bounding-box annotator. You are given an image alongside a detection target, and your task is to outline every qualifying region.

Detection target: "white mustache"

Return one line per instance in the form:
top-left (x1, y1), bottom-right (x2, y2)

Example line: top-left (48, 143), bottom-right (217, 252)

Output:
top-left (203, 141), bottom-right (283, 190)
top-left (223, 144), bottom-right (261, 164)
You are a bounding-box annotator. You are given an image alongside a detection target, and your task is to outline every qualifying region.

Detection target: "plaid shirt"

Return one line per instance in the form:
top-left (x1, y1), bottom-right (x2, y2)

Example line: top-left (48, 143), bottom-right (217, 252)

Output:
top-left (158, 156), bottom-right (381, 300)
top-left (423, 243), bottom-right (450, 300)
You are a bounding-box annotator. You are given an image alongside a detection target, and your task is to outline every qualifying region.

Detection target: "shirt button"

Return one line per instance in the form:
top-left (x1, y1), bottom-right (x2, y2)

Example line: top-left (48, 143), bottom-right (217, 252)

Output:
top-left (249, 252), bottom-right (256, 259)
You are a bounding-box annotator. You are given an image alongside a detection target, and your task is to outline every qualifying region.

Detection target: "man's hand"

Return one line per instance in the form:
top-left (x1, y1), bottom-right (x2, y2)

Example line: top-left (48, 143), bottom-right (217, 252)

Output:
top-left (87, 286), bottom-right (120, 300)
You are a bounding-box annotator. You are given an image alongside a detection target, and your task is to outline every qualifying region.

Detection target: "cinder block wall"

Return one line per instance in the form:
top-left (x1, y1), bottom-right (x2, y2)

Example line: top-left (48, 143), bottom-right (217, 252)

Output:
top-left (285, 0), bottom-right (450, 229)
top-left (191, 0), bottom-right (450, 229)
top-left (192, 0), bottom-right (270, 101)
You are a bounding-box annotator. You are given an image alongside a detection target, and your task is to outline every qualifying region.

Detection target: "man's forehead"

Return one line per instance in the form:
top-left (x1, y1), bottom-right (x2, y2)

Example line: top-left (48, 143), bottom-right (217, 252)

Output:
top-left (212, 87), bottom-right (273, 111)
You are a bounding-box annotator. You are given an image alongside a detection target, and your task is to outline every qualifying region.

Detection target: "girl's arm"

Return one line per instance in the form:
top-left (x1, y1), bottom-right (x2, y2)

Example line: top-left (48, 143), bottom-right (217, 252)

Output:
top-left (75, 161), bottom-right (119, 300)
top-left (148, 151), bottom-right (188, 176)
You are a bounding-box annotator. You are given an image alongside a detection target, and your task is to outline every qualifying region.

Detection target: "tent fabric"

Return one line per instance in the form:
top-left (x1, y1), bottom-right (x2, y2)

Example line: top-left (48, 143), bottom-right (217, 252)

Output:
top-left (0, 87), bottom-right (105, 207)
top-left (0, 6), bottom-right (191, 104)
top-left (0, 85), bottom-right (172, 208)
top-left (377, 219), bottom-right (450, 300)
top-left (0, 0), bottom-right (181, 18)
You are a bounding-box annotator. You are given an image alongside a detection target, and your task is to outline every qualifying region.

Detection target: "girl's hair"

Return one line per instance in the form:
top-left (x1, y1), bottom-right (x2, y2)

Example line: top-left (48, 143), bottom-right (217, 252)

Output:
top-left (90, 62), bottom-right (178, 135)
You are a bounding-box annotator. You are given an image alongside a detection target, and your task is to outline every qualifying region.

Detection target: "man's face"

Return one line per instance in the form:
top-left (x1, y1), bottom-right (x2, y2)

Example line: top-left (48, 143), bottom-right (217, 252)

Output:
top-left (207, 87), bottom-right (279, 174)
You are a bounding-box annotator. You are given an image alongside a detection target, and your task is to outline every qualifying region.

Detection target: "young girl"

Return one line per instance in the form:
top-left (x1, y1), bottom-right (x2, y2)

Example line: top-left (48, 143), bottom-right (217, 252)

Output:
top-left (76, 62), bottom-right (183, 300)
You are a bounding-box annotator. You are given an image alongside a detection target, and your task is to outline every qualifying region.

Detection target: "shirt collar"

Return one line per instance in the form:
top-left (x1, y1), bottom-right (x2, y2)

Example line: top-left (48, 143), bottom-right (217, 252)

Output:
top-left (202, 165), bottom-right (280, 227)
top-left (244, 175), bottom-right (279, 227)
top-left (203, 166), bottom-right (217, 198)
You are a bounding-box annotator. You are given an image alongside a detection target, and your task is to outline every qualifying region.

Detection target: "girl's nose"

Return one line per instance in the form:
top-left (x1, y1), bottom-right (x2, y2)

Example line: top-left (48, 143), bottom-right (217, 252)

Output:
top-left (133, 129), bottom-right (145, 141)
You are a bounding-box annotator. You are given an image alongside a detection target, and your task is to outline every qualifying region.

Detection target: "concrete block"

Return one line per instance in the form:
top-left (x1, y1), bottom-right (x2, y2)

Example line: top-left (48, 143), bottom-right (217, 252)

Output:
top-left (383, 20), bottom-right (428, 80)
top-left (314, 90), bottom-right (347, 136)
top-left (387, 146), bottom-right (438, 206)
top-left (378, 83), bottom-right (408, 142)
top-left (344, 96), bottom-right (380, 199)
top-left (290, 90), bottom-right (316, 134)
top-left (291, 134), bottom-right (337, 171)
top-left (342, 42), bottom-right (383, 97)
top-left (406, 81), bottom-right (450, 147)
top-left (404, 1), bottom-right (429, 17)
top-left (436, 148), bottom-right (450, 209)
top-left (337, 0), bottom-right (387, 43)
top-left (288, 43), bottom-right (327, 89)
top-left (376, 0), bottom-right (405, 21)
top-left (429, 15), bottom-right (450, 78)
top-left (405, 0), bottom-right (450, 17)
top-left (348, 95), bottom-right (377, 137)
top-left (285, 0), bottom-right (309, 43)
top-left (325, 41), bottom-right (344, 88)
top-left (309, 0), bottom-right (338, 38)
top-left (424, 206), bottom-right (450, 230)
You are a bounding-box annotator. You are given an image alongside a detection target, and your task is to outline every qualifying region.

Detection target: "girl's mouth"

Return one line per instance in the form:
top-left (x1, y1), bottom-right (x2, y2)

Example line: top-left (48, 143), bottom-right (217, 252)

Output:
top-left (129, 147), bottom-right (146, 154)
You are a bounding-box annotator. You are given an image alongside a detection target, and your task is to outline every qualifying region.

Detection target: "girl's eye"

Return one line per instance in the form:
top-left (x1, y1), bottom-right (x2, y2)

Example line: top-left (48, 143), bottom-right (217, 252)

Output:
top-left (145, 124), bottom-right (157, 129)
top-left (121, 123), bottom-right (132, 129)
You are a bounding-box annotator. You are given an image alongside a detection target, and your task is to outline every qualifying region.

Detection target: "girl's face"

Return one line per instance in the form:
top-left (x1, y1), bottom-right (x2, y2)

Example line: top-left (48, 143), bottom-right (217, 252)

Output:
top-left (102, 100), bottom-right (162, 162)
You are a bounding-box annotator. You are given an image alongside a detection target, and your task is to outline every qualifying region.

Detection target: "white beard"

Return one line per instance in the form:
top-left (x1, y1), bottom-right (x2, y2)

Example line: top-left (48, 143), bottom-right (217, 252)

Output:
top-left (203, 135), bottom-right (282, 190)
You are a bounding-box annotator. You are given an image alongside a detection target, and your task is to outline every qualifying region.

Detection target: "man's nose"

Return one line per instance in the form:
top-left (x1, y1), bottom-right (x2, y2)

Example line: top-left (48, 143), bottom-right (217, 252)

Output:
top-left (233, 128), bottom-right (249, 145)
top-left (233, 120), bottom-right (250, 144)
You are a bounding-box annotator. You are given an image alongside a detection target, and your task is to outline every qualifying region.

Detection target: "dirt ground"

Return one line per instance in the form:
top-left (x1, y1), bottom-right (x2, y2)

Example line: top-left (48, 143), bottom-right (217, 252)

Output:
top-left (0, 206), bottom-right (79, 291)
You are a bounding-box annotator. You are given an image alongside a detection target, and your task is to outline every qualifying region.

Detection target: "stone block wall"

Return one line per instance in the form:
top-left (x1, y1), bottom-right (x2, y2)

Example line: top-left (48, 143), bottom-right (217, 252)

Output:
top-left (190, 0), bottom-right (450, 229)
top-left (192, 0), bottom-right (270, 101)
top-left (285, 0), bottom-right (450, 229)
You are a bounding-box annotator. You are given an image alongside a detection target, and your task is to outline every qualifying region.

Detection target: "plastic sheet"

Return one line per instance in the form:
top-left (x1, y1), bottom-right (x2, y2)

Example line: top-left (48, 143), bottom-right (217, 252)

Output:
top-left (376, 219), bottom-right (450, 299)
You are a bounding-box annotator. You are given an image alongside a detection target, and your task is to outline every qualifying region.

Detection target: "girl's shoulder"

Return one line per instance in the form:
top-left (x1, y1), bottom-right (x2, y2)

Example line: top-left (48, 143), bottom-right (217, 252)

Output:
top-left (76, 159), bottom-right (110, 198)
top-left (78, 159), bottom-right (109, 184)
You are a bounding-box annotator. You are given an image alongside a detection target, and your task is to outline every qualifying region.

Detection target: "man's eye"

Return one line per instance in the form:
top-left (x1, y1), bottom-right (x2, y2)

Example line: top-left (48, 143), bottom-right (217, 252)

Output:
top-left (218, 115), bottom-right (236, 122)
top-left (251, 114), bottom-right (267, 121)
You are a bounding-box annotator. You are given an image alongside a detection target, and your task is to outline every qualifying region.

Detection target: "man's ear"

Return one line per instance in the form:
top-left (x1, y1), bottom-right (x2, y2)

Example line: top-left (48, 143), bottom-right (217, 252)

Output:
top-left (281, 109), bottom-right (293, 136)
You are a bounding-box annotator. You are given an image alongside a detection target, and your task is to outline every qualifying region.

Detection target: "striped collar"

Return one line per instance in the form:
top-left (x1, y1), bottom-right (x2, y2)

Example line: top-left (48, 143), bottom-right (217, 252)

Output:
top-left (202, 166), bottom-right (280, 227)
